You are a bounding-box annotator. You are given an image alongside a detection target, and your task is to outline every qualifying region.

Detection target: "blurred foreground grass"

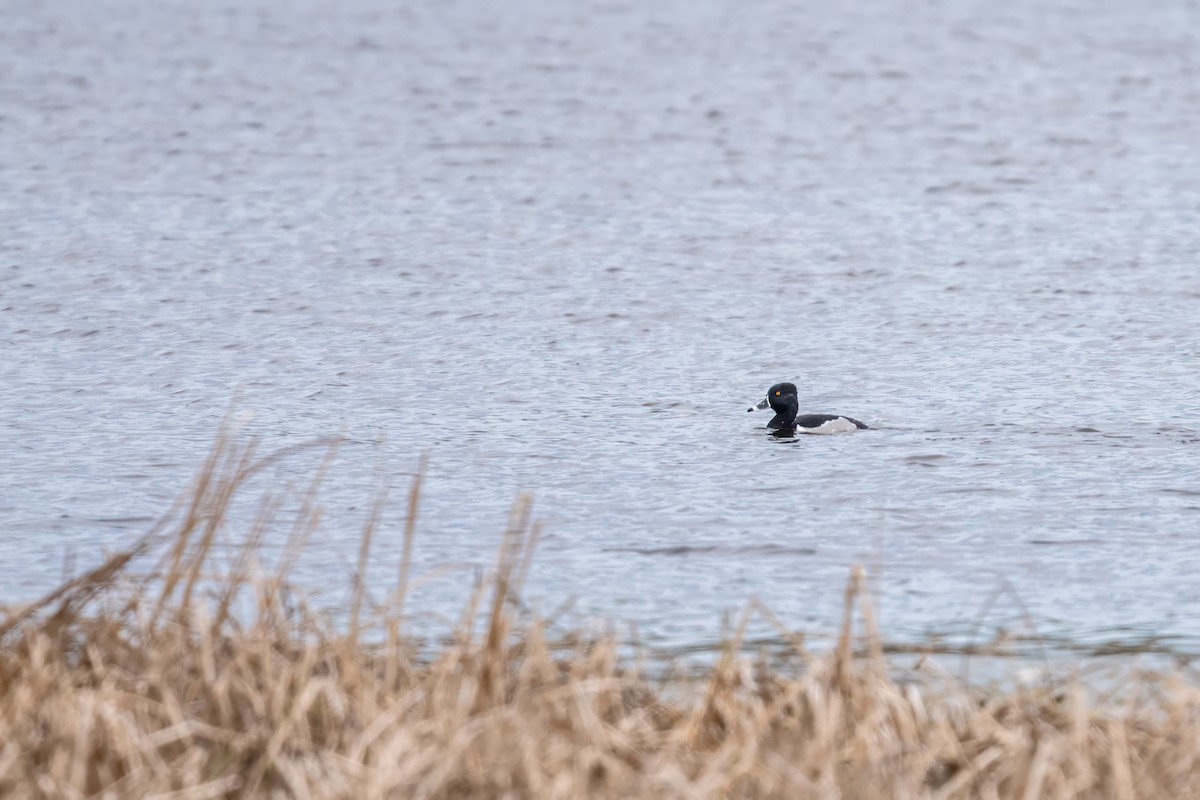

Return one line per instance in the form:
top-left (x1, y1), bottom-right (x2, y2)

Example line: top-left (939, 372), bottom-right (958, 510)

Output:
top-left (2, 432), bottom-right (1199, 798)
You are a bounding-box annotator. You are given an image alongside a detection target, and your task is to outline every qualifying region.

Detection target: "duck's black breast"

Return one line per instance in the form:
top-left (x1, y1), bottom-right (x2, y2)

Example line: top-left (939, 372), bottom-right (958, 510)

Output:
top-left (795, 414), bottom-right (869, 430)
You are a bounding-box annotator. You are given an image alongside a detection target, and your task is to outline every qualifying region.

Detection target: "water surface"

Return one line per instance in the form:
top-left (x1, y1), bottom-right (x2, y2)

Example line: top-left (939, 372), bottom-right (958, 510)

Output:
top-left (3, 0), bottom-right (1199, 655)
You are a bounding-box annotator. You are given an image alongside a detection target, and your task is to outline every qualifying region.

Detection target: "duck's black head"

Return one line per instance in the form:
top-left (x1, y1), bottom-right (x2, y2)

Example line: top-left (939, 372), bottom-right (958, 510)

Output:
top-left (753, 382), bottom-right (799, 428)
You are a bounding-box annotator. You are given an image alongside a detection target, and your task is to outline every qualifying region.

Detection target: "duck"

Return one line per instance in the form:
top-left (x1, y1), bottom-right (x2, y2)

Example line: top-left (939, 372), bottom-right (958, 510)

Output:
top-left (748, 382), bottom-right (868, 433)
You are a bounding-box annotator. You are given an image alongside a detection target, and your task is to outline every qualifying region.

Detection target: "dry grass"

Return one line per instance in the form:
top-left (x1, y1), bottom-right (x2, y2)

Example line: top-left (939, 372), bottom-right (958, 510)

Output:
top-left (3, 434), bottom-right (1200, 799)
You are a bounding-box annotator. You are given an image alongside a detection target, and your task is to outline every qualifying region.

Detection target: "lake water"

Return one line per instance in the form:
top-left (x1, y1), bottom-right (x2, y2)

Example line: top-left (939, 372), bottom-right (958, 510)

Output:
top-left (3, 0), bottom-right (1199, 658)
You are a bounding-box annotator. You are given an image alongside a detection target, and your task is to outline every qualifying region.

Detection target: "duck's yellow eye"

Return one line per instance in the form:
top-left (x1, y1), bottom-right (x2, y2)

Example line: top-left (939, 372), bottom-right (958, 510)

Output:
top-left (775, 391), bottom-right (780, 396)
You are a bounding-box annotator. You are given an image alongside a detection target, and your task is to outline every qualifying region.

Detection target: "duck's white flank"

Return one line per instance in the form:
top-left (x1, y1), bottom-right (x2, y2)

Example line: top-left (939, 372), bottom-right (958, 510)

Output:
top-left (798, 417), bottom-right (861, 435)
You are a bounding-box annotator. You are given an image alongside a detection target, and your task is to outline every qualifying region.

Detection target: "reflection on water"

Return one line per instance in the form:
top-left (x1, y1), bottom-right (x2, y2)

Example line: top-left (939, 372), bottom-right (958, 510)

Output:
top-left (2, 0), bottom-right (1199, 655)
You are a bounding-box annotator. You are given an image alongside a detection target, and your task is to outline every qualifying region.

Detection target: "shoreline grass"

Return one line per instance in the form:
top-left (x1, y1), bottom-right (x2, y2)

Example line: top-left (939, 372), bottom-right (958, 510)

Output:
top-left (3, 434), bottom-right (1200, 798)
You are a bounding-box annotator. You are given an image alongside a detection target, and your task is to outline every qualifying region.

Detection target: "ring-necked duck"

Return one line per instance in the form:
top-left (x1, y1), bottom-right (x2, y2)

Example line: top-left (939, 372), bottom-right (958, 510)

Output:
top-left (748, 382), bottom-right (868, 433)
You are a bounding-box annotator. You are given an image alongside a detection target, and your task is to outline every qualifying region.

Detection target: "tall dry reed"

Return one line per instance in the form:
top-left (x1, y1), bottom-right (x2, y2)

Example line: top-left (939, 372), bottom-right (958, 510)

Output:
top-left (2, 433), bottom-right (1199, 798)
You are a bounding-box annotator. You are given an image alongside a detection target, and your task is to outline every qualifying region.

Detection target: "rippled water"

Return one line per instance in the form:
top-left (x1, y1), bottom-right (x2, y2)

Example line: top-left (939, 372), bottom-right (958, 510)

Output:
top-left (3, 0), bottom-right (1199, 654)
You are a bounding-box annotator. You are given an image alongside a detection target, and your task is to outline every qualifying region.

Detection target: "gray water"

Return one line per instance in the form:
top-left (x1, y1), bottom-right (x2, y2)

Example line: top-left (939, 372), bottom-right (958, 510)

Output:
top-left (3, 0), bottom-right (1199, 656)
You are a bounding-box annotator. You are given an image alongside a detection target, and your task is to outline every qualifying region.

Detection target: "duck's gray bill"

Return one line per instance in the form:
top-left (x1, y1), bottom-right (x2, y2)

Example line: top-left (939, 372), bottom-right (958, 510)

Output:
top-left (748, 397), bottom-right (770, 412)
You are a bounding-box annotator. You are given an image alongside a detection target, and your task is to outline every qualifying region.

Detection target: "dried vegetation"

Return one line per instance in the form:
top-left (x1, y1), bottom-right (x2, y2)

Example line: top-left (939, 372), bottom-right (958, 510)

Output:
top-left (2, 434), bottom-right (1199, 798)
